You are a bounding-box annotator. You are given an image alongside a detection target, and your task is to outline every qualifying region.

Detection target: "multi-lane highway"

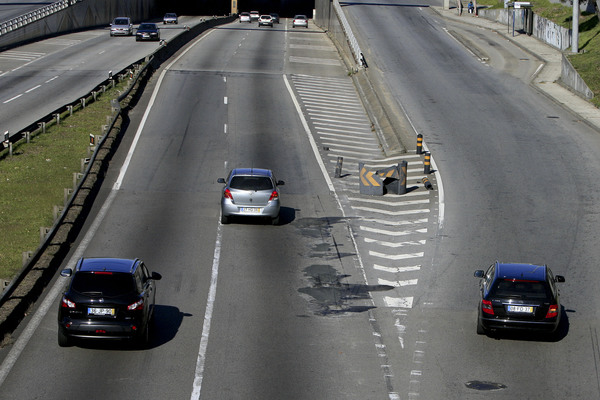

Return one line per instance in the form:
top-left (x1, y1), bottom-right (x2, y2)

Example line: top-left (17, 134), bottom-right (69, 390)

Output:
top-left (0, 2), bottom-right (599, 399)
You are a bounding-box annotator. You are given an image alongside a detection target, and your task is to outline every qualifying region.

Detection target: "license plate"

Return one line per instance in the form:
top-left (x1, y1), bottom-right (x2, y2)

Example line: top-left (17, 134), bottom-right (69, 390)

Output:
top-left (88, 307), bottom-right (115, 316)
top-left (240, 207), bottom-right (262, 213)
top-left (507, 305), bottom-right (533, 313)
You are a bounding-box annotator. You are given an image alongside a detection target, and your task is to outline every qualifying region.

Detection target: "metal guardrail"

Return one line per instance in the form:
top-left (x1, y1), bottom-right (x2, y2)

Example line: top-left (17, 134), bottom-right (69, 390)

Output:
top-left (333, 0), bottom-right (364, 67)
top-left (0, 0), bottom-right (79, 36)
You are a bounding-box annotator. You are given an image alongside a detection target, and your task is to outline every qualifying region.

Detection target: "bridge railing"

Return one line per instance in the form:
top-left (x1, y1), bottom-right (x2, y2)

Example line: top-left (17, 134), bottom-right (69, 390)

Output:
top-left (0, 0), bottom-right (78, 36)
top-left (332, 0), bottom-right (364, 67)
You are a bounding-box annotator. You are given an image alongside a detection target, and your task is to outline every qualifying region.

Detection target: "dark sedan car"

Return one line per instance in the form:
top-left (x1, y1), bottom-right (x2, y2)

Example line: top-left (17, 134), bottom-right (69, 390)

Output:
top-left (57, 257), bottom-right (162, 347)
top-left (136, 23), bottom-right (160, 41)
top-left (474, 262), bottom-right (565, 336)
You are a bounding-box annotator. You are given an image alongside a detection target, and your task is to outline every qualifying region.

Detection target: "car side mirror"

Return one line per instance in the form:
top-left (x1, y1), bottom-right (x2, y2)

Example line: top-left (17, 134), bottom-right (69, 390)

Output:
top-left (555, 275), bottom-right (565, 283)
top-left (151, 272), bottom-right (162, 281)
top-left (277, 180), bottom-right (285, 186)
top-left (60, 268), bottom-right (73, 277)
top-left (474, 270), bottom-right (484, 278)
top-left (217, 178), bottom-right (225, 184)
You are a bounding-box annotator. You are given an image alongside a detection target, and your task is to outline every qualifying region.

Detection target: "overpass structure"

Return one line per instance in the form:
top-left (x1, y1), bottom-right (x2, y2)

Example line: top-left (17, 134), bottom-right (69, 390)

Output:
top-left (0, 0), bottom-right (316, 51)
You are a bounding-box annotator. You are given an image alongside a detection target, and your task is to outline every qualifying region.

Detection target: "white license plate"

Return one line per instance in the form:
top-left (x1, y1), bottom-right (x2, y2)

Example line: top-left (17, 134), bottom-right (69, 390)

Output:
top-left (507, 305), bottom-right (533, 313)
top-left (88, 307), bottom-right (115, 316)
top-left (240, 207), bottom-right (262, 213)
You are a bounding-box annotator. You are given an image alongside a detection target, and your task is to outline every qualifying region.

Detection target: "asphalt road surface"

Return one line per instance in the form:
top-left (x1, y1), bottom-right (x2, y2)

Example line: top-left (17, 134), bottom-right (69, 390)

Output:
top-left (343, 0), bottom-right (600, 398)
top-left (0, 3), bottom-right (600, 400)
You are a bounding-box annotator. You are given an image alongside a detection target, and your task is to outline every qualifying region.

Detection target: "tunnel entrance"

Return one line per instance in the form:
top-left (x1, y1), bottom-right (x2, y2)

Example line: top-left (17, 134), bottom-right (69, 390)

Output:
top-left (155, 0), bottom-right (314, 18)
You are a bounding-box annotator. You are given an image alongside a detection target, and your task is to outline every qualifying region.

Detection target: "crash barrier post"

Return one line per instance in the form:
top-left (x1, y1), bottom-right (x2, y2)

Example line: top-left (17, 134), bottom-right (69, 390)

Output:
top-left (416, 134), bottom-right (423, 154)
top-left (423, 176), bottom-right (434, 190)
top-left (424, 152), bottom-right (431, 174)
top-left (335, 156), bottom-right (343, 178)
top-left (359, 162), bottom-right (407, 195)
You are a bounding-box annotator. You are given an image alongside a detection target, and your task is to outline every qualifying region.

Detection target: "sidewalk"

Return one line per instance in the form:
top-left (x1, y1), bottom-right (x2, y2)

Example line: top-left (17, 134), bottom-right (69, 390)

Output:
top-left (432, 6), bottom-right (600, 131)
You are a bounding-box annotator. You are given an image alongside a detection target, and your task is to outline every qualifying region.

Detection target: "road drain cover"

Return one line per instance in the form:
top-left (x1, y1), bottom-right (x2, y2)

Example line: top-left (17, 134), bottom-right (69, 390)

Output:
top-left (465, 381), bottom-right (507, 391)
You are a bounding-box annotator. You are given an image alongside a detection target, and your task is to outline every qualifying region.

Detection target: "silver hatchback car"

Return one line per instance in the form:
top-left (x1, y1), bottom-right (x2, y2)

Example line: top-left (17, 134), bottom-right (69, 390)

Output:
top-left (218, 168), bottom-right (284, 225)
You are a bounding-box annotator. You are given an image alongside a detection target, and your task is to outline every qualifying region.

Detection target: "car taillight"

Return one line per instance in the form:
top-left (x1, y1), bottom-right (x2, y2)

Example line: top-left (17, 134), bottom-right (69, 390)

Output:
top-left (128, 298), bottom-right (144, 311)
top-left (269, 190), bottom-right (279, 201)
top-left (61, 296), bottom-right (76, 309)
top-left (223, 188), bottom-right (233, 200)
top-left (545, 304), bottom-right (558, 318)
top-left (481, 299), bottom-right (494, 315)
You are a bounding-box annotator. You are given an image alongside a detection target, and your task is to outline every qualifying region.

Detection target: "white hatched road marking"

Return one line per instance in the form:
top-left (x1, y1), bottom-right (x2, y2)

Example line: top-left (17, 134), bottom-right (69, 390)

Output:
top-left (0, 50), bottom-right (45, 61)
top-left (364, 238), bottom-right (427, 247)
top-left (290, 74), bottom-right (440, 310)
top-left (349, 197), bottom-right (429, 206)
top-left (352, 207), bottom-right (430, 216)
top-left (384, 297), bottom-right (414, 308)
top-left (289, 56), bottom-right (341, 65)
top-left (361, 226), bottom-right (427, 236)
top-left (375, 265), bottom-right (421, 273)
top-left (379, 278), bottom-right (419, 287)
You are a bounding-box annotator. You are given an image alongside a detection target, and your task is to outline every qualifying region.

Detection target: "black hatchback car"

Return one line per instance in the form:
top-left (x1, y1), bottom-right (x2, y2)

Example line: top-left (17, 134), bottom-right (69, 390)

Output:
top-left (474, 262), bottom-right (565, 336)
top-left (57, 258), bottom-right (162, 347)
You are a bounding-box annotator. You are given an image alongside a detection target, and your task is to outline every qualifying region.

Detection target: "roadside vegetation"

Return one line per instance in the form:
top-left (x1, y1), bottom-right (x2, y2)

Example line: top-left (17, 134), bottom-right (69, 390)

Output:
top-left (0, 83), bottom-right (127, 281)
top-left (477, 0), bottom-right (600, 107)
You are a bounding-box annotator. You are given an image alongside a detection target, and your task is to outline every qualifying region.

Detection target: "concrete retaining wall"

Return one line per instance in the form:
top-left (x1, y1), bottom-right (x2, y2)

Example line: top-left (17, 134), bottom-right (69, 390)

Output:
top-left (478, 8), bottom-right (571, 51)
top-left (562, 54), bottom-right (594, 100)
top-left (0, 0), bottom-right (156, 51)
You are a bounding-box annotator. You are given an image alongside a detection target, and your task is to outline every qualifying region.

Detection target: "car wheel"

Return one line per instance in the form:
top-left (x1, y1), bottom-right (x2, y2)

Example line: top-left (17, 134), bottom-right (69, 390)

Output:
top-left (476, 311), bottom-right (486, 335)
top-left (271, 214), bottom-right (280, 226)
top-left (220, 213), bottom-right (229, 224)
top-left (136, 321), bottom-right (151, 349)
top-left (58, 328), bottom-right (71, 347)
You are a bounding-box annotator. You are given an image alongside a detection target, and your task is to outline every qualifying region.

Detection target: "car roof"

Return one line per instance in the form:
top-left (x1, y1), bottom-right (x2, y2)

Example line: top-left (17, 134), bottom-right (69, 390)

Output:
top-left (230, 168), bottom-right (273, 177)
top-left (495, 262), bottom-right (547, 281)
top-left (77, 258), bottom-right (139, 274)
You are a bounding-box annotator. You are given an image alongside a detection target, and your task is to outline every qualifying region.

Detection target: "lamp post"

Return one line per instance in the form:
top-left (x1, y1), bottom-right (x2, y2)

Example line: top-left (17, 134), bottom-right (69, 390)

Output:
top-left (572, 0), bottom-right (579, 53)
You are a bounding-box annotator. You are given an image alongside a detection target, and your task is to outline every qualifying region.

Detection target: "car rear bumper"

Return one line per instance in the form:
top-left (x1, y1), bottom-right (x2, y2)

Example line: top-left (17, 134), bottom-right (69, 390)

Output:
top-left (480, 316), bottom-right (559, 332)
top-left (221, 200), bottom-right (280, 219)
top-left (59, 318), bottom-right (144, 340)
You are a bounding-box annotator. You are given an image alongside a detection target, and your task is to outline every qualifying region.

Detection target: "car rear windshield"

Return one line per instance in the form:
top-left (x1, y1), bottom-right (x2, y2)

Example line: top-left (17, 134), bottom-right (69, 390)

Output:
top-left (114, 19), bottom-right (129, 25)
top-left (139, 24), bottom-right (155, 30)
top-left (230, 176), bottom-right (273, 190)
top-left (491, 279), bottom-right (551, 300)
top-left (72, 272), bottom-right (135, 297)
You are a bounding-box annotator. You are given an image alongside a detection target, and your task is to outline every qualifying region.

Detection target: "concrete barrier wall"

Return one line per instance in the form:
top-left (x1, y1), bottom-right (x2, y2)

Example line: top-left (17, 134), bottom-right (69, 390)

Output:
top-left (0, 0), bottom-right (156, 51)
top-left (562, 54), bottom-right (594, 100)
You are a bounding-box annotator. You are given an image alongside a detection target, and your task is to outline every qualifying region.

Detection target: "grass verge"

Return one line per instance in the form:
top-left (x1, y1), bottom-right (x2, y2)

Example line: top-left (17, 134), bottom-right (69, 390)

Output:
top-left (0, 82), bottom-right (127, 281)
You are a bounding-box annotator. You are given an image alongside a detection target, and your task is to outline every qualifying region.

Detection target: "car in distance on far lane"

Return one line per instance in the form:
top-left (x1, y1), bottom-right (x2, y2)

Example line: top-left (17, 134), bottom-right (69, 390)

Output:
top-left (136, 23), bottom-right (160, 41)
top-left (250, 11), bottom-right (260, 21)
top-left (258, 15), bottom-right (273, 27)
top-left (57, 257), bottom-right (162, 347)
top-left (239, 12), bottom-right (251, 22)
top-left (270, 13), bottom-right (280, 23)
top-left (218, 168), bottom-right (284, 225)
top-left (110, 17), bottom-right (133, 36)
top-left (292, 15), bottom-right (308, 28)
top-left (474, 262), bottom-right (565, 336)
top-left (163, 13), bottom-right (178, 24)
